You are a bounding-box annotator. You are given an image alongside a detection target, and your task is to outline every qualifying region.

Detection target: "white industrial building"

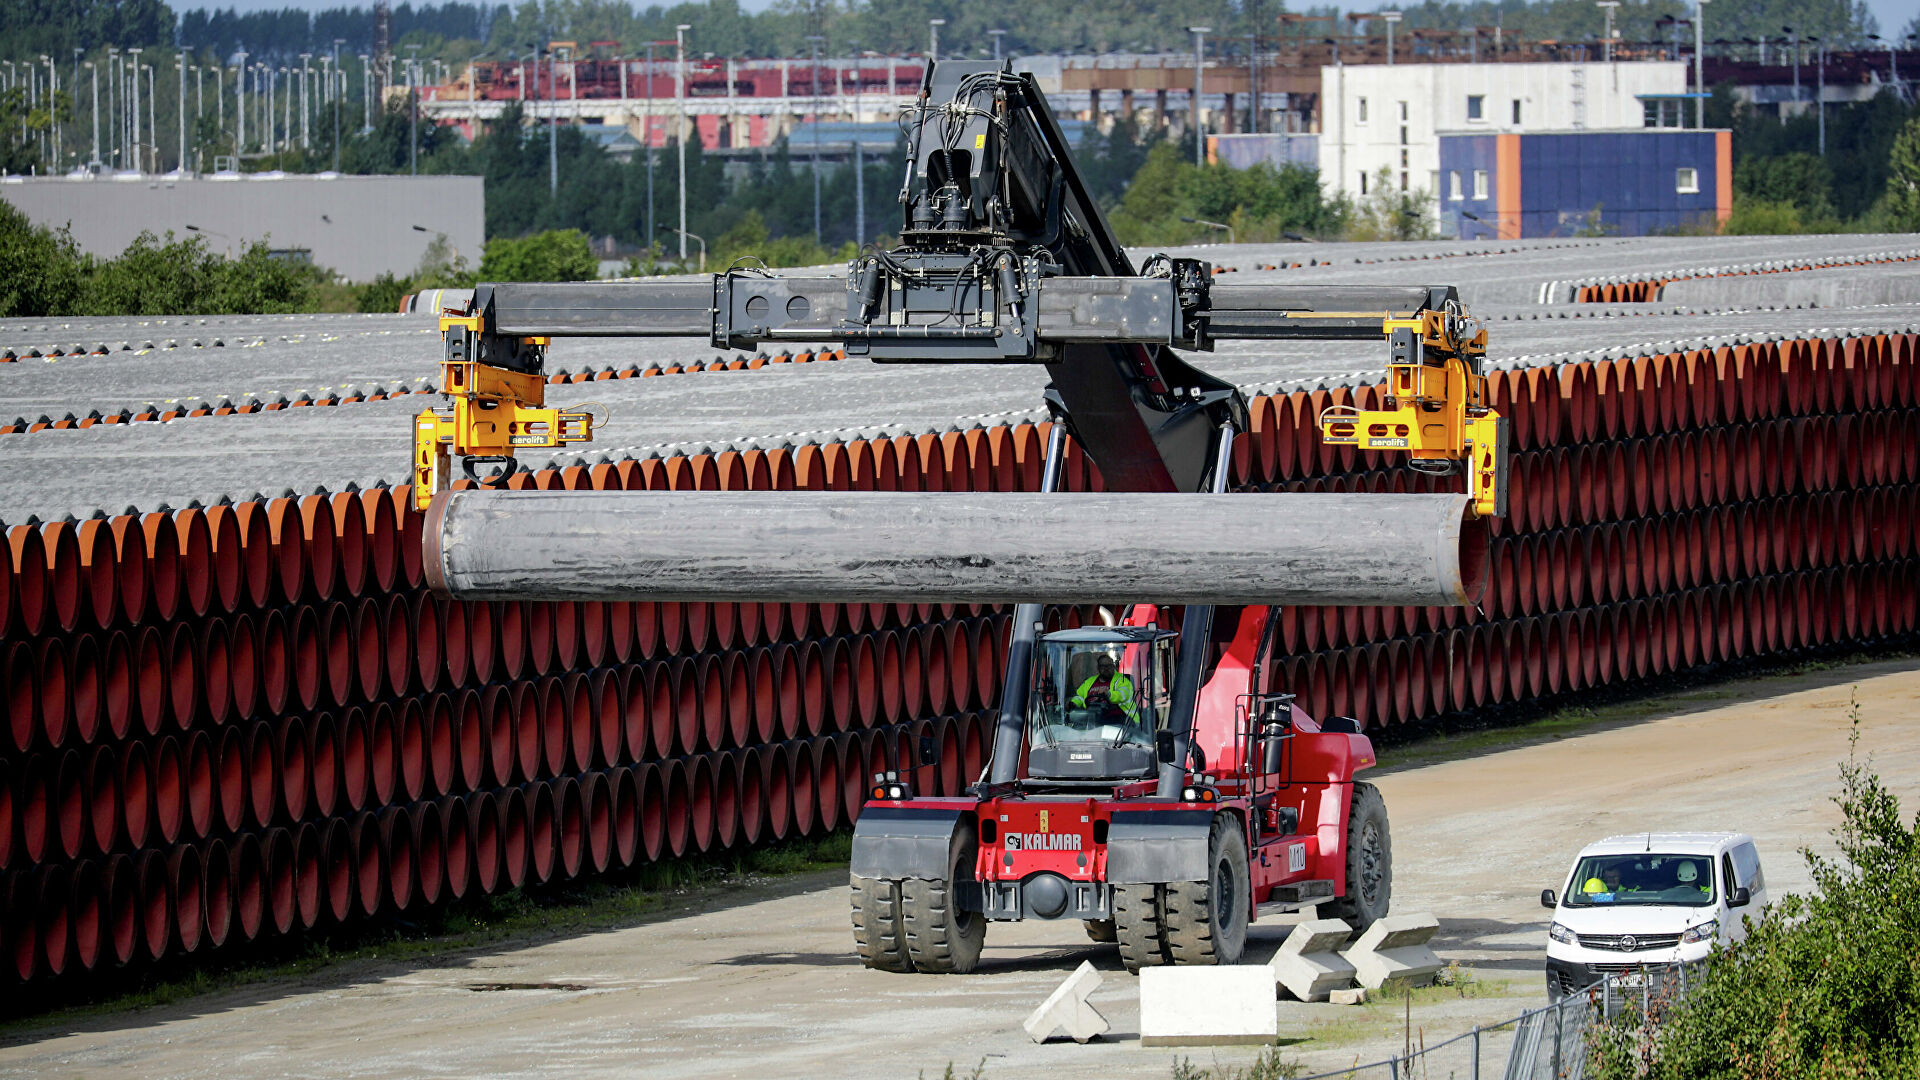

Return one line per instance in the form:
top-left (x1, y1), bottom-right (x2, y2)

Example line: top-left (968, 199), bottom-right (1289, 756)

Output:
top-left (1318, 62), bottom-right (1689, 204)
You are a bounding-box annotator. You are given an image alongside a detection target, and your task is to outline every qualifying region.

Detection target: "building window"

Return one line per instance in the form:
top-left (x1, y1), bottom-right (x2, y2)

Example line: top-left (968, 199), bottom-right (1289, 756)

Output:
top-left (1400, 148), bottom-right (1409, 167)
top-left (1449, 171), bottom-right (1463, 200)
top-left (1400, 125), bottom-right (1408, 145)
top-left (1473, 170), bottom-right (1489, 199)
top-left (1400, 171), bottom-right (1409, 191)
top-left (1644, 99), bottom-right (1683, 128)
top-left (1357, 97), bottom-right (1368, 124)
top-left (1467, 94), bottom-right (1485, 121)
top-left (1399, 101), bottom-right (1409, 121)
top-left (1360, 171), bottom-right (1369, 195)
top-left (1676, 167), bottom-right (1700, 194)
top-left (1512, 99), bottom-right (1522, 124)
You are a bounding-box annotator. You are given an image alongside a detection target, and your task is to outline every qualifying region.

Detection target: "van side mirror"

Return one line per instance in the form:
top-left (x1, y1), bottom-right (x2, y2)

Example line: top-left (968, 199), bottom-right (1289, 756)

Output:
top-left (1729, 886), bottom-right (1751, 908)
top-left (1155, 730), bottom-right (1177, 765)
top-left (1540, 889), bottom-right (1556, 909)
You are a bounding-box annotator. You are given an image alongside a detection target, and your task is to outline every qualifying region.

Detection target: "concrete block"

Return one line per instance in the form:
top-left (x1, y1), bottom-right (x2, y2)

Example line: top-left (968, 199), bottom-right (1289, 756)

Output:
top-left (1268, 918), bottom-right (1356, 1002)
top-left (1342, 913), bottom-right (1443, 990)
top-left (1328, 987), bottom-right (1371, 1006)
top-left (1139, 966), bottom-right (1280, 1046)
top-left (1024, 960), bottom-right (1110, 1044)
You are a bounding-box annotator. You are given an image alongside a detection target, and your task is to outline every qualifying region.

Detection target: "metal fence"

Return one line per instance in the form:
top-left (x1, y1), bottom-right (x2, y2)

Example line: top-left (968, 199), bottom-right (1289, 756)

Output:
top-left (1286, 968), bottom-right (1701, 1080)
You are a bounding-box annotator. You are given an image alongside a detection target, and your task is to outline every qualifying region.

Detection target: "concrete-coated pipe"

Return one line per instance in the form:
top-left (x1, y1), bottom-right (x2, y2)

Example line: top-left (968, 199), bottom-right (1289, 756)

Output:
top-left (427, 491), bottom-right (1488, 607)
top-left (471, 790), bottom-right (504, 895)
top-left (583, 772), bottom-right (614, 873)
top-left (636, 763), bottom-right (665, 863)
top-left (413, 801), bottom-right (447, 907)
top-left (295, 822), bottom-right (326, 929)
top-left (526, 781), bottom-right (557, 884)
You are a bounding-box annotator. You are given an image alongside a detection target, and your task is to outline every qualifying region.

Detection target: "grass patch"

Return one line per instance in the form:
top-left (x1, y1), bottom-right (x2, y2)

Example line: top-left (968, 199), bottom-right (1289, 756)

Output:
top-left (0, 830), bottom-right (852, 1037)
top-left (1172, 1048), bottom-right (1308, 1079)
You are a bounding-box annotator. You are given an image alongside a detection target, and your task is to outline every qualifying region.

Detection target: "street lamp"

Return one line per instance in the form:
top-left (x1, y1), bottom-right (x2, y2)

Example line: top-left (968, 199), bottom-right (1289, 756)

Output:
top-left (660, 225), bottom-right (705, 271)
top-left (929, 19), bottom-right (946, 62)
top-left (988, 29), bottom-right (1007, 62)
top-left (1186, 26), bottom-right (1210, 165)
top-left (677, 24), bottom-right (691, 261)
top-left (1596, 2), bottom-right (1620, 63)
top-left (1179, 216), bottom-right (1236, 244)
top-left (1382, 11), bottom-right (1402, 65)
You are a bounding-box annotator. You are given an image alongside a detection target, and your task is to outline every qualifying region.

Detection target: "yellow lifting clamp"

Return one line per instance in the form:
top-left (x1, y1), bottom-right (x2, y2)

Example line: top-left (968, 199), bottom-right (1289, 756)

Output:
top-left (1317, 308), bottom-right (1507, 520)
top-left (412, 313), bottom-right (597, 511)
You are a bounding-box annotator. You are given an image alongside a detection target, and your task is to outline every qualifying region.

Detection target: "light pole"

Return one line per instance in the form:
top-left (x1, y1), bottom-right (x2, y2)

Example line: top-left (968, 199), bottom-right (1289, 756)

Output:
top-left (850, 42), bottom-right (865, 247)
top-left (1597, 2), bottom-right (1620, 62)
top-left (300, 53), bottom-right (312, 150)
top-left (1383, 11), bottom-right (1402, 65)
top-left (645, 40), bottom-right (661, 247)
top-left (332, 40), bottom-right (344, 170)
top-left (407, 44), bottom-right (421, 175)
top-left (235, 51), bottom-right (246, 157)
top-left (128, 47), bottom-right (142, 172)
top-left (360, 54), bottom-right (372, 130)
top-left (1693, 0), bottom-right (1708, 127)
top-left (85, 61), bottom-right (98, 168)
top-left (807, 34), bottom-right (824, 245)
top-left (1187, 26), bottom-right (1210, 166)
top-left (177, 55), bottom-right (186, 172)
top-left (929, 18), bottom-right (946, 62)
top-left (989, 29), bottom-right (1006, 62)
top-left (1811, 35), bottom-right (1824, 155)
top-left (677, 23), bottom-right (691, 262)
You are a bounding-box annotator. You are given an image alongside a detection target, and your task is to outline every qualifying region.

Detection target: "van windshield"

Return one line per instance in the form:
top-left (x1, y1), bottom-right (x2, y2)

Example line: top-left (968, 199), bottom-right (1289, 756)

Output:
top-left (1564, 853), bottom-right (1715, 907)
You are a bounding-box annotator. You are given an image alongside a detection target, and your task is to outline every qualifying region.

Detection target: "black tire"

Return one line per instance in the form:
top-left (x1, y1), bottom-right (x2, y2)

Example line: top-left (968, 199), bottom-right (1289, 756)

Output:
top-left (849, 874), bottom-right (913, 972)
top-left (901, 828), bottom-right (985, 973)
top-left (1163, 813), bottom-right (1250, 966)
top-left (1083, 918), bottom-right (1118, 944)
top-left (1113, 883), bottom-right (1171, 973)
top-left (1323, 781), bottom-right (1392, 935)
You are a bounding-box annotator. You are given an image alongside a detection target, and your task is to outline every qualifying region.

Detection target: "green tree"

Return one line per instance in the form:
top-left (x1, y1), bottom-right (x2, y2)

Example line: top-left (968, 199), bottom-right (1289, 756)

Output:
top-left (477, 229), bottom-right (598, 282)
top-left (1889, 115), bottom-right (1920, 231)
top-left (0, 201), bottom-right (85, 317)
top-left (1734, 152), bottom-right (1836, 222)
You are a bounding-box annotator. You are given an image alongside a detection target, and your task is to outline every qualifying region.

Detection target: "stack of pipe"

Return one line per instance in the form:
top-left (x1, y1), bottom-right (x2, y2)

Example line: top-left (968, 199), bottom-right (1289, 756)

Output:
top-left (2, 330), bottom-right (1915, 983)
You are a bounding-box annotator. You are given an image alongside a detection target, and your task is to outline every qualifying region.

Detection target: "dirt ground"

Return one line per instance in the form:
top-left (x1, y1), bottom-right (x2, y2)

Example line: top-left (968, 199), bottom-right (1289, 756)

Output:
top-left (3, 657), bottom-right (1916, 1080)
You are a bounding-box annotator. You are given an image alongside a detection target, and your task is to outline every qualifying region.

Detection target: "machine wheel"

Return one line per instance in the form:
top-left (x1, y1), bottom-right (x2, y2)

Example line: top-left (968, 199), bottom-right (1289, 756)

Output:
top-left (1113, 884), bottom-right (1171, 973)
top-left (1323, 781), bottom-right (1392, 935)
top-left (849, 874), bottom-right (913, 973)
top-left (901, 828), bottom-right (985, 974)
top-left (1163, 814), bottom-right (1250, 966)
top-left (1083, 919), bottom-right (1118, 944)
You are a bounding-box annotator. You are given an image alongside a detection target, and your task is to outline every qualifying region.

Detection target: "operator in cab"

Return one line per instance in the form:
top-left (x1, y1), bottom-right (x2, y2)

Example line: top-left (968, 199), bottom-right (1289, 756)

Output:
top-left (1071, 654), bottom-right (1138, 722)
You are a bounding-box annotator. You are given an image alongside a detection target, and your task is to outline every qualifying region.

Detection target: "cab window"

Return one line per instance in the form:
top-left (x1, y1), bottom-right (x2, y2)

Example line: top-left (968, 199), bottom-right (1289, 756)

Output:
top-left (1563, 853), bottom-right (1715, 907)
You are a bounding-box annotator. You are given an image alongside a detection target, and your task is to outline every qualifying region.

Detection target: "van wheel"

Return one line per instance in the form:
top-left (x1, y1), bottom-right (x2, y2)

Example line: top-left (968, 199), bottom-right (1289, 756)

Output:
top-left (1324, 782), bottom-right (1392, 936)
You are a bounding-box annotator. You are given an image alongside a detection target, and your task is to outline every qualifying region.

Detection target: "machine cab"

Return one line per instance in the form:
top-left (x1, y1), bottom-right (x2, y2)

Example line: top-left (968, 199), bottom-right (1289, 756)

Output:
top-left (1026, 627), bottom-right (1176, 781)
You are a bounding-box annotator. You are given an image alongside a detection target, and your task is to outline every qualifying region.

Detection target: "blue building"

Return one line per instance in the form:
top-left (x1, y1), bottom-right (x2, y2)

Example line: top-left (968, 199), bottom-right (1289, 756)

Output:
top-left (1437, 130), bottom-right (1730, 239)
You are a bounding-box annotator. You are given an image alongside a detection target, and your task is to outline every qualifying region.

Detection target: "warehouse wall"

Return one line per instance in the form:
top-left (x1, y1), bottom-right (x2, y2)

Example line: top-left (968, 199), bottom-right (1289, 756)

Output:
top-left (1438, 130), bottom-right (1730, 239)
top-left (0, 174), bottom-right (484, 282)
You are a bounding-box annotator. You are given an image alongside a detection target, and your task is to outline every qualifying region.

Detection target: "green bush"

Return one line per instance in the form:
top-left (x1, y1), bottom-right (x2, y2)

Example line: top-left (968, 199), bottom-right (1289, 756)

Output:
top-left (1110, 141), bottom-right (1346, 246)
top-left (1587, 704), bottom-right (1920, 1080)
top-left (476, 228), bottom-right (598, 282)
top-left (355, 272), bottom-right (413, 315)
top-left (0, 201), bottom-right (85, 318)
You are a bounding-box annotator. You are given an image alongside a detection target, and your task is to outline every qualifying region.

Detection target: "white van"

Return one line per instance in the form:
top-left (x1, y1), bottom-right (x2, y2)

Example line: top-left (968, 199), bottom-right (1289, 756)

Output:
top-left (1540, 832), bottom-right (1769, 998)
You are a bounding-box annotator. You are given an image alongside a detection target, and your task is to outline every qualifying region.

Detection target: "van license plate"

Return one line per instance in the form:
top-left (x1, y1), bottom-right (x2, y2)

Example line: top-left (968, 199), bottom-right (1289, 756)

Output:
top-left (1617, 973), bottom-right (1649, 988)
